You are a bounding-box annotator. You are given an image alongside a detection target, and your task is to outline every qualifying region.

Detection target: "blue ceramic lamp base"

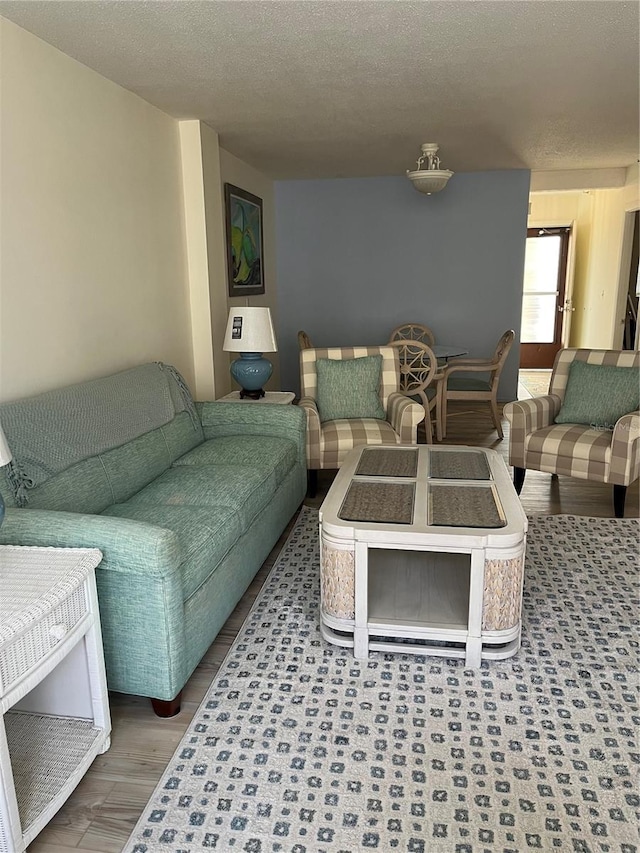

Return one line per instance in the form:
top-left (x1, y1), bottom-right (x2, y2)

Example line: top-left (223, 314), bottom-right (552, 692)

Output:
top-left (230, 352), bottom-right (273, 400)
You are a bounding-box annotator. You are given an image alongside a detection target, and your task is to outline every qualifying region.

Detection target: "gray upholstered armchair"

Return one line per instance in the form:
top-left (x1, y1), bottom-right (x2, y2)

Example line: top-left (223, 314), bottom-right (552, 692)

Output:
top-left (503, 348), bottom-right (639, 517)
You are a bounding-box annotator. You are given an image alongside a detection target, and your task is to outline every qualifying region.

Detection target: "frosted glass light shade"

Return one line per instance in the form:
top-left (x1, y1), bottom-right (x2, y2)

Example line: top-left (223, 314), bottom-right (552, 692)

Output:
top-left (223, 307), bottom-right (278, 353)
top-left (406, 169), bottom-right (453, 195)
top-left (406, 142), bottom-right (454, 195)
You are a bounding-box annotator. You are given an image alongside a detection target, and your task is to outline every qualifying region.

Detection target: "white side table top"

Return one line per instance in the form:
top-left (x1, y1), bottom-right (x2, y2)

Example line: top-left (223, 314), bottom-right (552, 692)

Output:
top-left (217, 391), bottom-right (295, 404)
top-left (0, 546), bottom-right (103, 647)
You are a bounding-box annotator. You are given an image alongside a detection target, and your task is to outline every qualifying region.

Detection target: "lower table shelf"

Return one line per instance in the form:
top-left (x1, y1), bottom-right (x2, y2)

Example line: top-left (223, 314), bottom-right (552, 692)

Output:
top-left (5, 711), bottom-right (108, 842)
top-left (0, 546), bottom-right (111, 853)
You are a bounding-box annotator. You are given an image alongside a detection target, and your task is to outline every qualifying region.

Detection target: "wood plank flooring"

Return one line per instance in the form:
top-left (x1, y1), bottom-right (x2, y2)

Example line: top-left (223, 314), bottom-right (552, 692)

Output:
top-left (26, 401), bottom-right (639, 852)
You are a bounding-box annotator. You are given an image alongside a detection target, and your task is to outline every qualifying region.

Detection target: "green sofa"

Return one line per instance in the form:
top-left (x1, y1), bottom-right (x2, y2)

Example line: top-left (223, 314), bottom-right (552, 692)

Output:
top-left (0, 363), bottom-right (306, 715)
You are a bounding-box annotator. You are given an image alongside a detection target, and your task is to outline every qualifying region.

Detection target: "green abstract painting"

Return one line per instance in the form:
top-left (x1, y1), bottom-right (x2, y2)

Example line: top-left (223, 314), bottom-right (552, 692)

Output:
top-left (224, 184), bottom-right (265, 296)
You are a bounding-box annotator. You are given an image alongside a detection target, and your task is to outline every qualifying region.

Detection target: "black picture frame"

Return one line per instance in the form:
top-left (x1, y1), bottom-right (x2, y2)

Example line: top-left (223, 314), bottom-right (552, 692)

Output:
top-left (224, 183), bottom-right (265, 296)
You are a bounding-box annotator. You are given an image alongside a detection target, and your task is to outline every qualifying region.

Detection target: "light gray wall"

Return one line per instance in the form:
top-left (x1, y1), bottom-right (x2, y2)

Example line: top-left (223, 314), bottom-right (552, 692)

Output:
top-left (275, 170), bottom-right (530, 399)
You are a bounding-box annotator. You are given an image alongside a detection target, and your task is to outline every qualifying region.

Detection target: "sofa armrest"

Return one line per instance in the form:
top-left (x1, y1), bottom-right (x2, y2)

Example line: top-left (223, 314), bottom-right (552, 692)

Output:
top-left (0, 508), bottom-right (187, 700)
top-left (298, 397), bottom-right (321, 468)
top-left (503, 395), bottom-right (562, 468)
top-left (198, 401), bottom-right (307, 468)
top-left (0, 508), bottom-right (180, 577)
top-left (387, 392), bottom-right (424, 443)
top-left (609, 410), bottom-right (640, 486)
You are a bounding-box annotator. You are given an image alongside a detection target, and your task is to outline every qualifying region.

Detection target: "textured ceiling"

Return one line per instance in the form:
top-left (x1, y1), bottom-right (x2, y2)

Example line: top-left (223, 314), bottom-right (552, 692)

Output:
top-left (1, 0), bottom-right (638, 179)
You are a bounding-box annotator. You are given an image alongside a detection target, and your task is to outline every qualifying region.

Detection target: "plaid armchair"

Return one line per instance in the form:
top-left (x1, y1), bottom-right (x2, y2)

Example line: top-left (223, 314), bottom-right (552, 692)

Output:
top-left (299, 346), bottom-right (424, 490)
top-left (504, 348), bottom-right (639, 517)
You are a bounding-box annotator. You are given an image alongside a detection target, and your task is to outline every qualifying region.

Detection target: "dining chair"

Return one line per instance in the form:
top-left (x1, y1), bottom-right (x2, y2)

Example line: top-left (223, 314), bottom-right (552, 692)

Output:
top-left (389, 323), bottom-right (436, 348)
top-left (297, 330), bottom-right (313, 350)
top-left (437, 330), bottom-right (515, 440)
top-left (387, 339), bottom-right (442, 442)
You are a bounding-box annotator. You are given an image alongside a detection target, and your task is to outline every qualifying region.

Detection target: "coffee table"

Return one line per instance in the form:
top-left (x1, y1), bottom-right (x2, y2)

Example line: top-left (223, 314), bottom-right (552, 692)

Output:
top-left (319, 445), bottom-right (527, 666)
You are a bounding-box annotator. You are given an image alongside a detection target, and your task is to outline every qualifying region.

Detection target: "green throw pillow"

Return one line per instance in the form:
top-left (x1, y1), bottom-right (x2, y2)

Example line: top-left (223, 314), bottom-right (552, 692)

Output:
top-left (555, 360), bottom-right (640, 429)
top-left (316, 355), bottom-right (386, 423)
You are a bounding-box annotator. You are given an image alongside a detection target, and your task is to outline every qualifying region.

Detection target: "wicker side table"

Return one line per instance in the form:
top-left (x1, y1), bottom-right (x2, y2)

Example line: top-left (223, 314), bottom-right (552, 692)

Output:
top-left (0, 546), bottom-right (111, 853)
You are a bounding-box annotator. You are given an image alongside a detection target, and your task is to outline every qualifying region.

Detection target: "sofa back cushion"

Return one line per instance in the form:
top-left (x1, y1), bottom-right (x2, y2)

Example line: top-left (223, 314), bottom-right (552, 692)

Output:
top-left (0, 363), bottom-right (203, 512)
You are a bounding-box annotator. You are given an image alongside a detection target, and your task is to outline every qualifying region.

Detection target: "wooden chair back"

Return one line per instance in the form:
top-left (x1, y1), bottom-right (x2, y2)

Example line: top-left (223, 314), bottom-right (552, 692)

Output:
top-left (388, 323), bottom-right (436, 348)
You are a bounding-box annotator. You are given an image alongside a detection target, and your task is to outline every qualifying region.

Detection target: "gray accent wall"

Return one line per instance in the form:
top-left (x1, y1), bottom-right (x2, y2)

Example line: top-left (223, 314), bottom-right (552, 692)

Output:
top-left (275, 170), bottom-right (530, 400)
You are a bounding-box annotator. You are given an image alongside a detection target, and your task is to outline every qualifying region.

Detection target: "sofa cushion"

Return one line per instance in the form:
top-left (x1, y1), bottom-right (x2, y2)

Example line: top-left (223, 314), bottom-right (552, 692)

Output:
top-left (316, 355), bottom-right (385, 423)
top-left (102, 503), bottom-right (243, 600)
top-left (10, 456), bottom-right (116, 514)
top-left (555, 360), bottom-right (640, 429)
top-left (120, 466), bottom-right (276, 528)
top-left (173, 436), bottom-right (298, 486)
top-left (99, 428), bottom-right (174, 504)
top-left (161, 411), bottom-right (205, 461)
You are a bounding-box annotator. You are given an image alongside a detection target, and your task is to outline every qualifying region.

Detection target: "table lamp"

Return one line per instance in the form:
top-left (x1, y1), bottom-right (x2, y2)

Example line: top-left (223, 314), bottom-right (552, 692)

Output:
top-left (0, 423), bottom-right (13, 528)
top-left (223, 307), bottom-right (278, 399)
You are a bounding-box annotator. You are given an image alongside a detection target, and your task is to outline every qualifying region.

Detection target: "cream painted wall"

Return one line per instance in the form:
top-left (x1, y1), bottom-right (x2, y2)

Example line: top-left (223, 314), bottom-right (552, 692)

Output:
top-left (578, 191), bottom-right (624, 347)
top-left (529, 180), bottom-right (640, 349)
top-left (200, 126), bottom-right (232, 397)
top-left (179, 121), bottom-right (216, 400)
top-left (218, 148), bottom-right (281, 391)
top-left (611, 168), bottom-right (640, 348)
top-left (0, 19), bottom-right (193, 402)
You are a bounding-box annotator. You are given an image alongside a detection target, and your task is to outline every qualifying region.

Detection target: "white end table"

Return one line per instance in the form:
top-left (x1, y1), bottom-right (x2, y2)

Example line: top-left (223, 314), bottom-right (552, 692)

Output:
top-left (0, 546), bottom-right (111, 853)
top-left (217, 391), bottom-right (295, 404)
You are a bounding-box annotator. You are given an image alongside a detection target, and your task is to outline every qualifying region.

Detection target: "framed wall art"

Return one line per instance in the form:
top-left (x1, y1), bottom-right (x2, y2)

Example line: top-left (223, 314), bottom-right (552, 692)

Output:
top-left (224, 183), bottom-right (265, 296)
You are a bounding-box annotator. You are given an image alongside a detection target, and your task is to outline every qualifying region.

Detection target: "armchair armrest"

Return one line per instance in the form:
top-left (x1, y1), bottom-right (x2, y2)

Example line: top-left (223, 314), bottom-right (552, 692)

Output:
top-left (503, 395), bottom-right (562, 432)
top-left (503, 395), bottom-right (562, 468)
top-left (609, 410), bottom-right (640, 486)
top-left (298, 396), bottom-right (322, 468)
top-left (387, 392), bottom-right (424, 443)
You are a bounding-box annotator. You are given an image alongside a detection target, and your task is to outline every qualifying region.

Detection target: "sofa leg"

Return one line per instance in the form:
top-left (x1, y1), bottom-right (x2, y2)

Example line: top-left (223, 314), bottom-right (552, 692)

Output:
top-left (308, 470), bottom-right (318, 499)
top-left (151, 691), bottom-right (182, 717)
top-left (613, 484), bottom-right (627, 519)
top-left (513, 467), bottom-right (526, 495)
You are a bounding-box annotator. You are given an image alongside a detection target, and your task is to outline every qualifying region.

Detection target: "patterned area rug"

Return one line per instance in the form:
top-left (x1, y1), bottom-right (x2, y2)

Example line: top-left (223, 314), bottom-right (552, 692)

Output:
top-left (124, 508), bottom-right (639, 853)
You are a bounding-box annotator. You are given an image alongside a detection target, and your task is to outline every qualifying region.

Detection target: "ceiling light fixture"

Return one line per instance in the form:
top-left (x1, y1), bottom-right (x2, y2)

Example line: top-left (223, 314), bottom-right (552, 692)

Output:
top-left (406, 143), bottom-right (453, 195)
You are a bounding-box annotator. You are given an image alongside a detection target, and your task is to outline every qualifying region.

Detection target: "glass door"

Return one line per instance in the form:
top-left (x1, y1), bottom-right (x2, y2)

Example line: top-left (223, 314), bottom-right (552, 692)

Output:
top-left (520, 227), bottom-right (571, 369)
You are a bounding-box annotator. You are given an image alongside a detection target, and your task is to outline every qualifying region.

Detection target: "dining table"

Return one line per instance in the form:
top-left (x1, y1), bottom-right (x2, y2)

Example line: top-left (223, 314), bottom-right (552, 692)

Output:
top-left (431, 344), bottom-right (469, 361)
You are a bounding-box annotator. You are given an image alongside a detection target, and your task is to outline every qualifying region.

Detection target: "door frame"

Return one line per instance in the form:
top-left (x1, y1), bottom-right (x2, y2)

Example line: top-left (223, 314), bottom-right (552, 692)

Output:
top-left (527, 219), bottom-right (576, 349)
top-left (613, 205), bottom-right (640, 349)
top-left (520, 222), bottom-right (575, 367)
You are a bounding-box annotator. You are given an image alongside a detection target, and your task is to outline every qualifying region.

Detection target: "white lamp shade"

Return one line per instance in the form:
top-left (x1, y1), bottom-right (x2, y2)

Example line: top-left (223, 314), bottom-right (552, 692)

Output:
top-left (0, 423), bottom-right (13, 466)
top-left (223, 307), bottom-right (278, 353)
